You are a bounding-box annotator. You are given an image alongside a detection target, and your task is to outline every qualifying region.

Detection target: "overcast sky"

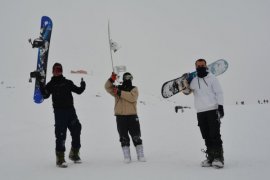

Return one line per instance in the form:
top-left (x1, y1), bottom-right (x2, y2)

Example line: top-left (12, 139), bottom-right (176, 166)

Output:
top-left (1, 0), bottom-right (270, 104)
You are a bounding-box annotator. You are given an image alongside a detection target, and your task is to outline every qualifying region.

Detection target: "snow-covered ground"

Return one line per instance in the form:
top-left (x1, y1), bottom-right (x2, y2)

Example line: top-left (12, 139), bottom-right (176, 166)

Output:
top-left (1, 1), bottom-right (270, 179)
top-left (1, 76), bottom-right (269, 180)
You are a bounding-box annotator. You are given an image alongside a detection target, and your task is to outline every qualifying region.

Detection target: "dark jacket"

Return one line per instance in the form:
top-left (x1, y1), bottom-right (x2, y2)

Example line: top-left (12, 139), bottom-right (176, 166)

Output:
top-left (40, 75), bottom-right (85, 109)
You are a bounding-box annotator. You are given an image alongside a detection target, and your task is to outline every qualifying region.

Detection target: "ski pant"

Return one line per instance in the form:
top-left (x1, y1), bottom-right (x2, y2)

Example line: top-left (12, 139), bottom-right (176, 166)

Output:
top-left (197, 109), bottom-right (223, 150)
top-left (54, 107), bottom-right (82, 152)
top-left (116, 115), bottom-right (142, 147)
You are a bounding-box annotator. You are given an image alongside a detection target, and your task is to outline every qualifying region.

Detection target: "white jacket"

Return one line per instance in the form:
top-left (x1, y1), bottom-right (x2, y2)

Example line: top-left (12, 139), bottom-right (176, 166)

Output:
top-left (190, 73), bottom-right (223, 113)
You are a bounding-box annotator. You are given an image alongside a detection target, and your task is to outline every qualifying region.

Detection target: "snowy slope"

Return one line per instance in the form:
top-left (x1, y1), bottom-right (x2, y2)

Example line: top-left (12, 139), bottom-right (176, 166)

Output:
top-left (1, 75), bottom-right (270, 180)
top-left (1, 0), bottom-right (270, 179)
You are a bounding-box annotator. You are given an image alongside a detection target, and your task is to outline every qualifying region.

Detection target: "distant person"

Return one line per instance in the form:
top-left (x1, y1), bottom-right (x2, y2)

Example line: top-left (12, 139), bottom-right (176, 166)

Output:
top-left (179, 59), bottom-right (225, 168)
top-left (105, 72), bottom-right (146, 163)
top-left (38, 63), bottom-right (86, 168)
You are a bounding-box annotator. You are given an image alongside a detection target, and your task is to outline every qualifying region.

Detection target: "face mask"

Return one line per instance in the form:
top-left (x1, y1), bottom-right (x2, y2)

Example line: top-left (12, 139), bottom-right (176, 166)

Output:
top-left (122, 80), bottom-right (132, 87)
top-left (196, 67), bottom-right (208, 78)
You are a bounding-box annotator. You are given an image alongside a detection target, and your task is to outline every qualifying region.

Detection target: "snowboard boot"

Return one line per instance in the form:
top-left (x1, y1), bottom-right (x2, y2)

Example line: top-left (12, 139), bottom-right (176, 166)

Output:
top-left (122, 146), bottom-right (131, 163)
top-left (135, 144), bottom-right (146, 162)
top-left (56, 151), bottom-right (68, 168)
top-left (212, 148), bottom-right (224, 169)
top-left (201, 149), bottom-right (214, 167)
top-left (69, 147), bottom-right (82, 163)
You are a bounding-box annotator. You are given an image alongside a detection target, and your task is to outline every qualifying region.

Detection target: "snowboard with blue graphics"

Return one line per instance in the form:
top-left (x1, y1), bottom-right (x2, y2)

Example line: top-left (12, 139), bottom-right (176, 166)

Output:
top-left (29, 16), bottom-right (53, 104)
top-left (161, 59), bottom-right (229, 98)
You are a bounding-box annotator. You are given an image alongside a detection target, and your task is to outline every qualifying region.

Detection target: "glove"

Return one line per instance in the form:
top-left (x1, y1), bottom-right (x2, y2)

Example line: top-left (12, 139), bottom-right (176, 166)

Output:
top-left (110, 72), bottom-right (117, 82)
top-left (113, 87), bottom-right (121, 96)
top-left (218, 105), bottom-right (224, 118)
top-left (180, 79), bottom-right (189, 90)
top-left (80, 78), bottom-right (86, 89)
top-left (181, 79), bottom-right (192, 95)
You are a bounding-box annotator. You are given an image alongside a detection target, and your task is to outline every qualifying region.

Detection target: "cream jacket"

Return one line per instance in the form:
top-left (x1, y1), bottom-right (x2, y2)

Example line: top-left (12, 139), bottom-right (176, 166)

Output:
top-left (105, 79), bottom-right (138, 116)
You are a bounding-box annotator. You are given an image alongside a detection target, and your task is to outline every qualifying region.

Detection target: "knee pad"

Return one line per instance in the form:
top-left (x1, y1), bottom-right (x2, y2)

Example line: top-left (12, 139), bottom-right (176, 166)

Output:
top-left (132, 136), bottom-right (142, 145)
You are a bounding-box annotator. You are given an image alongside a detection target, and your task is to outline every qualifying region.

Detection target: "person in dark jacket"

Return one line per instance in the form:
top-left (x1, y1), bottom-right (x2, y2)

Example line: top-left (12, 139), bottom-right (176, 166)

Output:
top-left (39, 63), bottom-right (86, 168)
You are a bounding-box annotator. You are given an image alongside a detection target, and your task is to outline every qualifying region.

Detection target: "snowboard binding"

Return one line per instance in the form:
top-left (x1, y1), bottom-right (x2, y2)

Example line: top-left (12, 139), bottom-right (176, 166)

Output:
top-left (29, 71), bottom-right (44, 83)
top-left (28, 37), bottom-right (45, 48)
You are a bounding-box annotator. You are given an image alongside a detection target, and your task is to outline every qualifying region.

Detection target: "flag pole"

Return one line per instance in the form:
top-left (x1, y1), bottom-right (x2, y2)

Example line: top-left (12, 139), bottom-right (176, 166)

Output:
top-left (108, 20), bottom-right (114, 72)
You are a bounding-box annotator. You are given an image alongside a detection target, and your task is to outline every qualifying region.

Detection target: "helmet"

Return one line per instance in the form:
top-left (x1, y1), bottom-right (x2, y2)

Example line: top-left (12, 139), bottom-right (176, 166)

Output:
top-left (122, 72), bottom-right (133, 81)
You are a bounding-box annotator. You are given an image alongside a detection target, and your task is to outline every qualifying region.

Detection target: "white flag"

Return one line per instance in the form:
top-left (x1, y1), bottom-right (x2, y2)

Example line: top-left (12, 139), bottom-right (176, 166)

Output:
top-left (110, 39), bottom-right (121, 52)
top-left (113, 65), bottom-right (126, 74)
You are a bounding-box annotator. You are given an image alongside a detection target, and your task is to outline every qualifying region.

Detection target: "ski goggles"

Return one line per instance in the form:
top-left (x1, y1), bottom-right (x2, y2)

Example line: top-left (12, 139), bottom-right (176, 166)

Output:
top-left (123, 74), bottom-right (133, 81)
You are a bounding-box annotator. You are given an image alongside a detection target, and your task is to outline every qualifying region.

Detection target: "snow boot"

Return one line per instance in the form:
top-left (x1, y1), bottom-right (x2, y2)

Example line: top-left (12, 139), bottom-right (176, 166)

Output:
top-left (135, 144), bottom-right (146, 162)
top-left (201, 149), bottom-right (214, 167)
top-left (69, 147), bottom-right (82, 163)
top-left (212, 148), bottom-right (224, 169)
top-left (56, 151), bottom-right (68, 168)
top-left (122, 146), bottom-right (131, 163)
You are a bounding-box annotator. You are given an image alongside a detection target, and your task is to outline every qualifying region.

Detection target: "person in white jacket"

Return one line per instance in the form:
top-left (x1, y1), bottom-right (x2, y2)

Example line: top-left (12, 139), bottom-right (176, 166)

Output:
top-left (181, 59), bottom-right (225, 168)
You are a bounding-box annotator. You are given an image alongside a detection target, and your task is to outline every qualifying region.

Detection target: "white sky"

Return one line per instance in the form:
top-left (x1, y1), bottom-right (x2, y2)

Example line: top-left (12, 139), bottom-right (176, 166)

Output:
top-left (1, 0), bottom-right (270, 104)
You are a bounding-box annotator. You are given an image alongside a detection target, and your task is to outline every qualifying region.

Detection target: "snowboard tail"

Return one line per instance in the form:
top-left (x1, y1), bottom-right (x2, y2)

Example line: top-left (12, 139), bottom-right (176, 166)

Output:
top-left (161, 59), bottom-right (228, 98)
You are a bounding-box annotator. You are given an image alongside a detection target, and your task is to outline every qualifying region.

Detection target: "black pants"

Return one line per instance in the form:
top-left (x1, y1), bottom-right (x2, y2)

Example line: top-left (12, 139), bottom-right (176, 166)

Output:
top-left (197, 110), bottom-right (223, 150)
top-left (116, 115), bottom-right (142, 147)
top-left (54, 107), bottom-right (82, 152)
